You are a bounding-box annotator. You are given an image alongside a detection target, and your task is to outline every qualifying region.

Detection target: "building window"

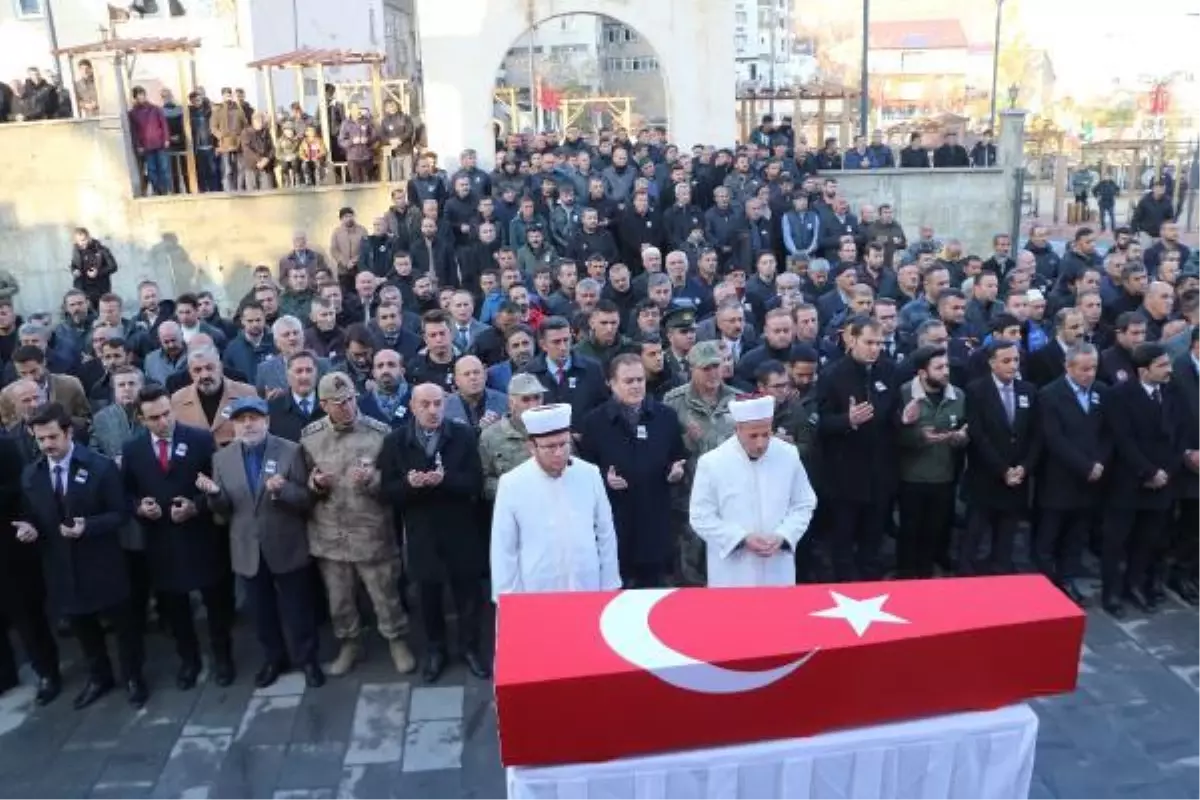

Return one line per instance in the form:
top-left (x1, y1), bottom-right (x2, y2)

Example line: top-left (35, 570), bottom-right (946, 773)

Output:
top-left (735, 10), bottom-right (747, 24)
top-left (15, 0), bottom-right (43, 15)
top-left (604, 24), bottom-right (638, 44)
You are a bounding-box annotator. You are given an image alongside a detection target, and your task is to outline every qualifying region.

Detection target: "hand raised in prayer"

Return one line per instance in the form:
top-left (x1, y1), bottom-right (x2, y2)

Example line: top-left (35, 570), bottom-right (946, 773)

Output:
top-left (900, 397), bottom-right (922, 425)
top-left (60, 517), bottom-right (85, 539)
top-left (195, 473), bottom-right (220, 496)
top-left (666, 460), bottom-right (686, 484)
top-left (138, 497), bottom-right (162, 520)
top-left (605, 466), bottom-right (628, 491)
top-left (848, 396), bottom-right (874, 427)
top-left (170, 497), bottom-right (197, 523)
top-left (265, 474), bottom-right (286, 495)
top-left (12, 521), bottom-right (37, 543)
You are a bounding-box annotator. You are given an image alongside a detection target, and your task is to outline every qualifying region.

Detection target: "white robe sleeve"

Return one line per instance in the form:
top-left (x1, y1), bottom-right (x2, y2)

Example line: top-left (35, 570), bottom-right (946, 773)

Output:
top-left (771, 451), bottom-right (818, 548)
top-left (489, 472), bottom-right (522, 603)
top-left (591, 467), bottom-right (622, 590)
top-left (689, 450), bottom-right (748, 559)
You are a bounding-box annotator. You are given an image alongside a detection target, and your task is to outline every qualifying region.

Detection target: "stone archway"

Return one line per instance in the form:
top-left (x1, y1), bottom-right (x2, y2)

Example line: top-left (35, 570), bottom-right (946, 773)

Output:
top-left (415, 0), bottom-right (735, 170)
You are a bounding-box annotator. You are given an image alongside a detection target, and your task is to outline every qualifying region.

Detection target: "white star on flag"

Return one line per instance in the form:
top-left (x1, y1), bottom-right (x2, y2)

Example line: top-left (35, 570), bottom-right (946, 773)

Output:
top-left (810, 591), bottom-right (910, 637)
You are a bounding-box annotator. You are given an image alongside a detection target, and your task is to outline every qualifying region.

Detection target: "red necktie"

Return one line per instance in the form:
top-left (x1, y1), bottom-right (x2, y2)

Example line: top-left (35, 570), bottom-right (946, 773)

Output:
top-left (157, 438), bottom-right (170, 472)
top-left (556, 361), bottom-right (567, 386)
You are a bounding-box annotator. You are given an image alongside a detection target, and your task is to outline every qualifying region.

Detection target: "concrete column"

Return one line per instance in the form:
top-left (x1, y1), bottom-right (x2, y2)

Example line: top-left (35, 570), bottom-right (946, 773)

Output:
top-left (999, 109), bottom-right (1027, 245)
top-left (997, 109), bottom-right (1026, 169)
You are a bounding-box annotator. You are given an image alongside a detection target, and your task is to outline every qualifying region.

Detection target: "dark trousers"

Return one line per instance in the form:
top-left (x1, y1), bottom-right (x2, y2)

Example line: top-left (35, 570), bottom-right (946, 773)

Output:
top-left (961, 508), bottom-right (1021, 574)
top-left (896, 482), bottom-right (956, 578)
top-left (1172, 499), bottom-right (1199, 580)
top-left (70, 601), bottom-right (143, 682)
top-left (125, 550), bottom-right (151, 628)
top-left (243, 558), bottom-right (319, 666)
top-left (828, 500), bottom-right (886, 581)
top-left (348, 160), bottom-right (372, 183)
top-left (1102, 508), bottom-right (1170, 598)
top-left (0, 555), bottom-right (59, 680)
top-left (1098, 204), bottom-right (1116, 232)
top-left (158, 577), bottom-right (236, 667)
top-left (419, 579), bottom-right (482, 653)
top-left (1036, 508), bottom-right (1091, 582)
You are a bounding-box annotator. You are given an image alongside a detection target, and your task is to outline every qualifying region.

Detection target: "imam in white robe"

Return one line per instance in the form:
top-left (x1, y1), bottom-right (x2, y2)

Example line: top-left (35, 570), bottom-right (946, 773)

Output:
top-left (490, 456), bottom-right (622, 602)
top-left (689, 435), bottom-right (818, 587)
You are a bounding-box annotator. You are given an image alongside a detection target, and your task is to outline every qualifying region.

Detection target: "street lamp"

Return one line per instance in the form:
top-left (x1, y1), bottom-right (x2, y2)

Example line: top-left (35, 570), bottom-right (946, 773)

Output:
top-left (988, 0), bottom-right (1005, 132)
top-left (1007, 83), bottom-right (1019, 110)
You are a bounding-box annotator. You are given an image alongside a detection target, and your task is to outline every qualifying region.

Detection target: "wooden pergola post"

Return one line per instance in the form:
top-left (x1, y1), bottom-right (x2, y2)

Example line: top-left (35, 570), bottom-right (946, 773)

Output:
top-left (369, 61), bottom-right (385, 178)
top-left (316, 63), bottom-right (332, 164)
top-left (260, 65), bottom-right (281, 185)
top-left (816, 96), bottom-right (827, 144)
top-left (177, 52), bottom-right (198, 192)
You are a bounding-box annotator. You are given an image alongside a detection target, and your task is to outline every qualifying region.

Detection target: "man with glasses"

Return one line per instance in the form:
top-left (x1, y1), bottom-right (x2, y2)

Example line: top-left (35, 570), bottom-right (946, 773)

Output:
top-left (490, 403), bottom-right (620, 598)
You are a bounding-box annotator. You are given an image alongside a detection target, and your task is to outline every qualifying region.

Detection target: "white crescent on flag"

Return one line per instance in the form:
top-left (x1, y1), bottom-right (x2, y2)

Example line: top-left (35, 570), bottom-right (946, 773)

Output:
top-left (599, 589), bottom-right (819, 695)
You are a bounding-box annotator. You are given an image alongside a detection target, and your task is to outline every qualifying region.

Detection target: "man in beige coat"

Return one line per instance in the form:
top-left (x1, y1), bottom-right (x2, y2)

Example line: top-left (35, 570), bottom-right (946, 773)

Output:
top-left (329, 207), bottom-right (368, 292)
top-left (1, 345), bottom-right (91, 433)
top-left (198, 396), bottom-right (323, 689)
top-left (170, 346), bottom-right (257, 447)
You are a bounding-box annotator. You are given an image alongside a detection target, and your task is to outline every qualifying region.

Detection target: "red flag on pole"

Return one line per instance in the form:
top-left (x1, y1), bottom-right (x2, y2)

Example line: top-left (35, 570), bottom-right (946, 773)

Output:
top-left (538, 83), bottom-right (563, 111)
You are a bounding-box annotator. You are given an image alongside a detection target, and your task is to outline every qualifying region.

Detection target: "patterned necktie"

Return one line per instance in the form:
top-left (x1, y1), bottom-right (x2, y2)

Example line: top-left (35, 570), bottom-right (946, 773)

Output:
top-left (300, 398), bottom-right (311, 417)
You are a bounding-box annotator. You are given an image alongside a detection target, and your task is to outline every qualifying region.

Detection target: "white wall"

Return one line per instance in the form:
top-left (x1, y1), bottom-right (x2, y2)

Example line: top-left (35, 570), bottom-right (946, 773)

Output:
top-left (417, 0), bottom-right (736, 171)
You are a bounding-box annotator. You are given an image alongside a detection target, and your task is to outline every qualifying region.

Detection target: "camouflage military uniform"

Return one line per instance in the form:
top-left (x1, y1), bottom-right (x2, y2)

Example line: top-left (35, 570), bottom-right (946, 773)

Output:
top-left (301, 412), bottom-right (408, 641)
top-left (662, 380), bottom-right (737, 585)
top-left (478, 415), bottom-right (532, 501)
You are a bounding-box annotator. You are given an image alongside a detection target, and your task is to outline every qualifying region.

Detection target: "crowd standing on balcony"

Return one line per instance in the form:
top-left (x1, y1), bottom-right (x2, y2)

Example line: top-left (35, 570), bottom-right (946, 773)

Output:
top-left (0, 114), bottom-right (1196, 715)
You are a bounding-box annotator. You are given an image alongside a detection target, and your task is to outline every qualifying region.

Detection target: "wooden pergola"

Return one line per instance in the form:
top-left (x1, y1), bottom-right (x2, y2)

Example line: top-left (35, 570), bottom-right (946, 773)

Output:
top-left (247, 48), bottom-right (388, 180)
top-left (54, 36), bottom-right (202, 193)
top-left (738, 82), bottom-right (861, 146)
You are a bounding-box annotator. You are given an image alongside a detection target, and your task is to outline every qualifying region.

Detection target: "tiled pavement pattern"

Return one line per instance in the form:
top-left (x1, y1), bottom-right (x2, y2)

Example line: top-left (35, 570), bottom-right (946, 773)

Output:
top-left (0, 579), bottom-right (1194, 799)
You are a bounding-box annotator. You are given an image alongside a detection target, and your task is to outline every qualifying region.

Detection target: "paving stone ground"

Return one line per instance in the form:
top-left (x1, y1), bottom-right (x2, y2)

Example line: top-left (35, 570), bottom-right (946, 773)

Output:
top-left (0, 571), bottom-right (1195, 799)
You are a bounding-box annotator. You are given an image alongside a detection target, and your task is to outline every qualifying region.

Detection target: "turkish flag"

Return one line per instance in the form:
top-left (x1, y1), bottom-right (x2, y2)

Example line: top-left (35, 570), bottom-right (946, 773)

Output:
top-left (495, 575), bottom-right (1084, 767)
top-left (537, 84), bottom-right (563, 111)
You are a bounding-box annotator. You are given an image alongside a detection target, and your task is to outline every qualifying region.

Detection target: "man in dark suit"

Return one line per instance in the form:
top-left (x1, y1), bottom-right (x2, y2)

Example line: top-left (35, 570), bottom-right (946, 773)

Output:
top-left (962, 339), bottom-right (1041, 575)
top-left (200, 397), bottom-right (324, 689)
top-left (1099, 311), bottom-right (1146, 385)
top-left (1026, 307), bottom-right (1086, 388)
top-left (816, 316), bottom-right (897, 580)
top-left (0, 428), bottom-right (61, 705)
top-left (16, 403), bottom-right (145, 709)
top-left (577, 354), bottom-right (688, 587)
top-left (378, 383), bottom-right (489, 683)
top-left (267, 351), bottom-right (325, 442)
top-left (1169, 330), bottom-right (1199, 604)
top-left (520, 317), bottom-right (609, 423)
top-left (123, 384), bottom-right (235, 689)
top-left (1102, 343), bottom-right (1190, 616)
top-left (1036, 343), bottom-right (1111, 604)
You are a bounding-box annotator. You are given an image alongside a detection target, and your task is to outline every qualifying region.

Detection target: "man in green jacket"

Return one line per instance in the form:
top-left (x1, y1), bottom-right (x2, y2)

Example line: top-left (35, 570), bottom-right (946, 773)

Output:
top-left (895, 346), bottom-right (969, 578)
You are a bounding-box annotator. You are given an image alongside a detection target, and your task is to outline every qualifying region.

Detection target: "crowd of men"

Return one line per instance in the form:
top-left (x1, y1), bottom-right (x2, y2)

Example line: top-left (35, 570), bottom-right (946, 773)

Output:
top-left (0, 125), bottom-right (1196, 718)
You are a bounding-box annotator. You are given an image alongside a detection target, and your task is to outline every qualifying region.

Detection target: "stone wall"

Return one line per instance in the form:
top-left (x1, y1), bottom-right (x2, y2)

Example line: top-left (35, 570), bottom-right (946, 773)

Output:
top-left (831, 168), bottom-right (1012, 256)
top-left (0, 118), bottom-right (392, 315)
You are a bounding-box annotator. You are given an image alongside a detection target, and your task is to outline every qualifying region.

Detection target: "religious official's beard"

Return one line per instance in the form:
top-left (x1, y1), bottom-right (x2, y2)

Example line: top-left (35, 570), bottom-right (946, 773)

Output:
top-left (197, 376), bottom-right (222, 395)
top-left (376, 374), bottom-right (397, 392)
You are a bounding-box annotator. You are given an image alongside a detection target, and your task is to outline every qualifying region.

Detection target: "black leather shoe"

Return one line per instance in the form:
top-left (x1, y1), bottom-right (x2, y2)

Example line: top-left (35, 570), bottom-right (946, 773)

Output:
top-left (176, 661), bottom-right (201, 691)
top-left (1102, 595), bottom-right (1125, 618)
top-left (1126, 587), bottom-right (1155, 614)
top-left (463, 650), bottom-right (492, 680)
top-left (212, 659), bottom-right (236, 688)
top-left (126, 677), bottom-right (148, 708)
top-left (35, 675), bottom-right (61, 706)
top-left (73, 677), bottom-right (114, 710)
top-left (1061, 580), bottom-right (1089, 607)
top-left (302, 662), bottom-right (326, 688)
top-left (421, 651), bottom-right (446, 684)
top-left (253, 661), bottom-right (287, 689)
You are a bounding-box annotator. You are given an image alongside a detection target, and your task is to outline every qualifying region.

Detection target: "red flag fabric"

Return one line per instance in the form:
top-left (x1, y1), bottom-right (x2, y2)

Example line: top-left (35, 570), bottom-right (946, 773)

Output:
top-left (537, 84), bottom-right (562, 111)
top-left (495, 575), bottom-right (1084, 766)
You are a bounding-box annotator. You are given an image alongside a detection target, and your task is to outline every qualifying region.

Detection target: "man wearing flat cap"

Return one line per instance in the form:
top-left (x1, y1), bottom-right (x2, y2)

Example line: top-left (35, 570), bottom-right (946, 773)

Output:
top-left (197, 396), bottom-right (324, 690)
top-left (689, 394), bottom-right (817, 587)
